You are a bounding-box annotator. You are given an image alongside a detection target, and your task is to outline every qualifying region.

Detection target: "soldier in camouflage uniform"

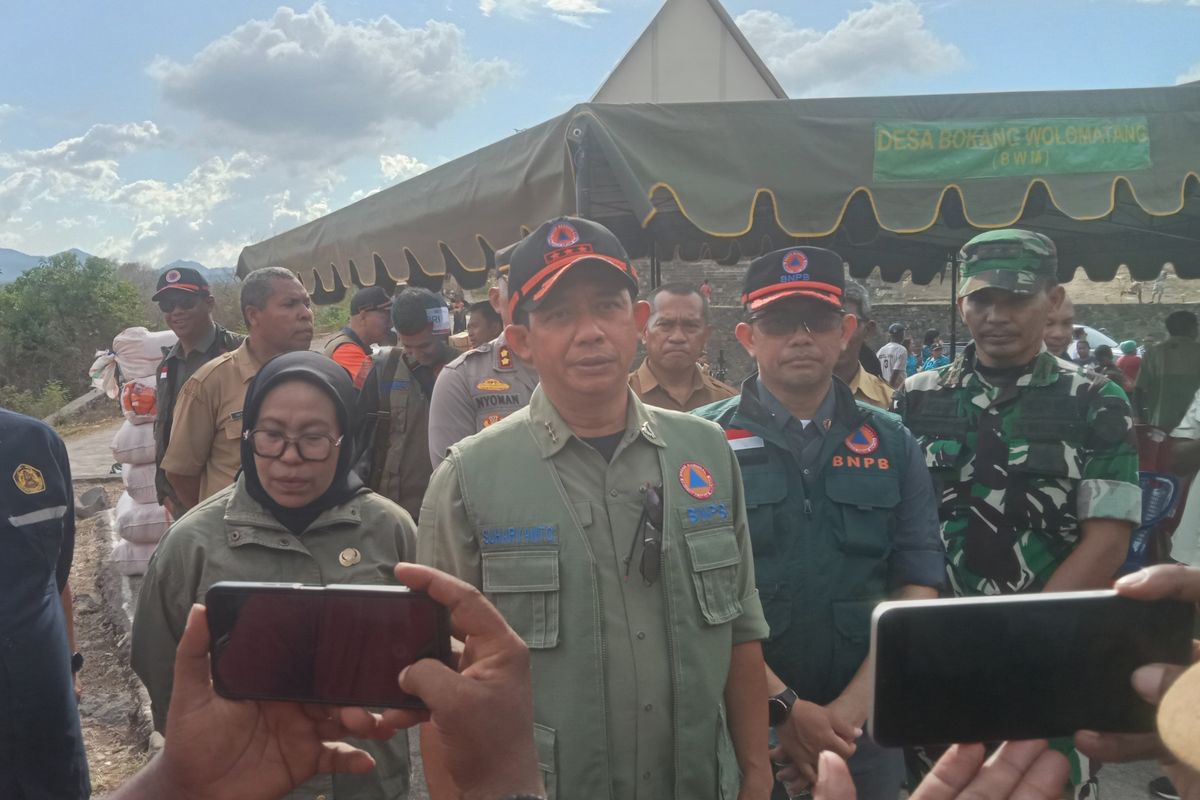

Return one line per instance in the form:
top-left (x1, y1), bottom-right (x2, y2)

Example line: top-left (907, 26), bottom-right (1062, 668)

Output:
top-left (894, 229), bottom-right (1142, 798)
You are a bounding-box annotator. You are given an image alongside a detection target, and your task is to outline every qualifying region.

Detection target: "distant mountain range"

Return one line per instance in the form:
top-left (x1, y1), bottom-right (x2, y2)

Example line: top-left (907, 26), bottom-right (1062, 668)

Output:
top-left (0, 249), bottom-right (235, 284)
top-left (0, 248), bottom-right (94, 282)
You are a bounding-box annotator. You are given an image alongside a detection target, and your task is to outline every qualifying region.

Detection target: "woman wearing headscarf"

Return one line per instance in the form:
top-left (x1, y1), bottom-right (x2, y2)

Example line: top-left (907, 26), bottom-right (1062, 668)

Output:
top-left (132, 351), bottom-right (416, 800)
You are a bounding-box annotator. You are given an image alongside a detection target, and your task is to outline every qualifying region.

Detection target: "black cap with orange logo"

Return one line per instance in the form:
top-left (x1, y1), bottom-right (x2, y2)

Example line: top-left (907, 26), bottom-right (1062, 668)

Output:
top-left (153, 266), bottom-right (210, 300)
top-left (506, 216), bottom-right (638, 317)
top-left (741, 247), bottom-right (846, 312)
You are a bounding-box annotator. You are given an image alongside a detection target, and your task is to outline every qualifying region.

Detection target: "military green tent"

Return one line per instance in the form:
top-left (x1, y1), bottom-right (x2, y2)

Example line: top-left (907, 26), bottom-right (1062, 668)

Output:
top-left (237, 83), bottom-right (1200, 301)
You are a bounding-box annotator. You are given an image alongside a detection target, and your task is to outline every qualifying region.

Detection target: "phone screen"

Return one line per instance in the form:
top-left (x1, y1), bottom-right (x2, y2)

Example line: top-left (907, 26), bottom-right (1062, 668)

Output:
top-left (206, 582), bottom-right (451, 709)
top-left (870, 592), bottom-right (1195, 747)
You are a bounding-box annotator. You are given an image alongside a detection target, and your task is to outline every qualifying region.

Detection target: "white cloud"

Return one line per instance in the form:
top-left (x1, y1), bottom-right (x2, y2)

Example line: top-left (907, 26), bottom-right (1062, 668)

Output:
top-left (736, 1), bottom-right (963, 97)
top-left (111, 152), bottom-right (262, 218)
top-left (379, 153), bottom-right (430, 182)
top-left (348, 187), bottom-right (382, 203)
top-left (148, 4), bottom-right (511, 161)
top-left (7, 121), bottom-right (165, 168)
top-left (1178, 62), bottom-right (1200, 83)
top-left (480, 0), bottom-right (608, 22)
top-left (0, 121), bottom-right (166, 222)
top-left (105, 152), bottom-right (265, 265)
top-left (270, 188), bottom-right (332, 226)
top-left (0, 104), bottom-right (16, 119)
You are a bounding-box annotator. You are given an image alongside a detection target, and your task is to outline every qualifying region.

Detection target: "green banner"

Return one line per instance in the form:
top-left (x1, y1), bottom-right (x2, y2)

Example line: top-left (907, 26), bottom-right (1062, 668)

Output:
top-left (873, 116), bottom-right (1151, 182)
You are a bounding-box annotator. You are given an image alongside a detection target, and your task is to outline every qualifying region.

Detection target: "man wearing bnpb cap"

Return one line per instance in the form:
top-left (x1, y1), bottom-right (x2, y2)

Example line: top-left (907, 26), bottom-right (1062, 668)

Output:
top-left (152, 266), bottom-right (243, 514)
top-left (418, 216), bottom-right (772, 799)
top-left (426, 243), bottom-right (539, 467)
top-left (694, 247), bottom-right (944, 800)
top-left (895, 229), bottom-right (1141, 797)
top-left (323, 286), bottom-right (393, 389)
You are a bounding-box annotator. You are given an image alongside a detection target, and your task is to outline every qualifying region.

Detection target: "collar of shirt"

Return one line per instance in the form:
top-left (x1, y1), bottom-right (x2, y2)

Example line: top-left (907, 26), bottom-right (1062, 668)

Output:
top-left (167, 321), bottom-right (219, 361)
top-left (222, 475), bottom-right (363, 538)
top-left (527, 384), bottom-right (666, 458)
top-left (633, 357), bottom-right (704, 397)
top-left (230, 340), bottom-right (265, 384)
top-left (848, 364), bottom-right (892, 407)
top-left (755, 376), bottom-right (836, 437)
top-left (340, 325), bottom-right (369, 353)
top-left (937, 342), bottom-right (1061, 392)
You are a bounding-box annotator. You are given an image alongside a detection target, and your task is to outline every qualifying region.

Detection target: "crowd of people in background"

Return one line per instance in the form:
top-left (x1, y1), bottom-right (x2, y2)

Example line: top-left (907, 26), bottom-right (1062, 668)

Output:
top-left (6, 216), bottom-right (1200, 800)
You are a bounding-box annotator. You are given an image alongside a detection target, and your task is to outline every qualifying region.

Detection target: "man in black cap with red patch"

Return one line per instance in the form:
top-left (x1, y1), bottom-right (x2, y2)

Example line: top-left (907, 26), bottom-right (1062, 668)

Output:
top-left (694, 247), bottom-right (944, 800)
top-left (323, 286), bottom-right (393, 389)
top-left (418, 216), bottom-right (771, 800)
top-left (152, 266), bottom-right (243, 516)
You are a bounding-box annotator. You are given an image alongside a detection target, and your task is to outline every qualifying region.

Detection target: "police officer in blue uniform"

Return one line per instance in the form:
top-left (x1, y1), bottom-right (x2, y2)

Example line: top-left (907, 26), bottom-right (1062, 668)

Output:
top-left (0, 408), bottom-right (89, 798)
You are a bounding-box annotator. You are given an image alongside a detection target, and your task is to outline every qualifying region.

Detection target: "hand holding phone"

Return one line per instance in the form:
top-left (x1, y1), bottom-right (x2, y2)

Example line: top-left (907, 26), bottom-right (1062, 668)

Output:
top-left (206, 582), bottom-right (452, 709)
top-left (870, 588), bottom-right (1195, 747)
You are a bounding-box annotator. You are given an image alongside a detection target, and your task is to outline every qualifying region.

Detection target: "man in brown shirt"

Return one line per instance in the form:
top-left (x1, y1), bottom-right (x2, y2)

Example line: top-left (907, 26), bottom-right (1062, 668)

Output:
top-left (629, 282), bottom-right (736, 412)
top-left (162, 267), bottom-right (314, 509)
top-left (834, 278), bottom-right (893, 410)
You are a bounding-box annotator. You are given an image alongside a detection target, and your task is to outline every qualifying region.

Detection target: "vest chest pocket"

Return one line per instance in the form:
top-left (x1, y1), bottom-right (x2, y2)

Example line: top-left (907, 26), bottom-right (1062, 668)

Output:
top-left (1008, 440), bottom-right (1083, 480)
top-left (825, 473), bottom-right (898, 557)
top-left (921, 437), bottom-right (966, 475)
top-left (739, 463), bottom-right (787, 556)
top-left (683, 526), bottom-right (743, 625)
top-left (481, 550), bottom-right (560, 648)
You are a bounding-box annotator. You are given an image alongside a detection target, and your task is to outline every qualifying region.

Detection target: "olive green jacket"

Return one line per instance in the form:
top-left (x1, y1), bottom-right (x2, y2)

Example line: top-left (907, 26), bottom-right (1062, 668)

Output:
top-left (419, 387), bottom-right (768, 800)
top-left (131, 477), bottom-right (416, 800)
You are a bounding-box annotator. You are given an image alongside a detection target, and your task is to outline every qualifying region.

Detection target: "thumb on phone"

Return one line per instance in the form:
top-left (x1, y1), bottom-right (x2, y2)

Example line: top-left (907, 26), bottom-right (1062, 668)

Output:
top-left (1132, 663), bottom-right (1186, 706)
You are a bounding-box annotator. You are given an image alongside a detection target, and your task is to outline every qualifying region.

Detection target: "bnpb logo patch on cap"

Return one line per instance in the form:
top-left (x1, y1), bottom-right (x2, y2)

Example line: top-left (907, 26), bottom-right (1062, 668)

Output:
top-left (844, 424), bottom-right (880, 455)
top-left (547, 222), bottom-right (580, 249)
top-left (782, 250), bottom-right (808, 275)
top-left (679, 461), bottom-right (715, 499)
top-left (164, 269), bottom-right (181, 283)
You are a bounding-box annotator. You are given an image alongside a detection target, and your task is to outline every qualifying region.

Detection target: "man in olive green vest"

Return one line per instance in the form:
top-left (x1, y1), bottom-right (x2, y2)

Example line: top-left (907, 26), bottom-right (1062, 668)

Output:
top-left (418, 216), bottom-right (771, 800)
top-left (695, 247), bottom-right (945, 800)
top-left (355, 287), bottom-right (456, 521)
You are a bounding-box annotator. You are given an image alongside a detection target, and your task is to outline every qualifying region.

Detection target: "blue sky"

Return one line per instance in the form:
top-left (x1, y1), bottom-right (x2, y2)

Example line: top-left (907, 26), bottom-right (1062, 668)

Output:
top-left (1, 0), bottom-right (1197, 268)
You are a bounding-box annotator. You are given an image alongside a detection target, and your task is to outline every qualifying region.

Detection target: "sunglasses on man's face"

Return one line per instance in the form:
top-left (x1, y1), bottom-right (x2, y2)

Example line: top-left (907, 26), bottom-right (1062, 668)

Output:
top-left (750, 307), bottom-right (843, 337)
top-left (158, 294), bottom-right (201, 314)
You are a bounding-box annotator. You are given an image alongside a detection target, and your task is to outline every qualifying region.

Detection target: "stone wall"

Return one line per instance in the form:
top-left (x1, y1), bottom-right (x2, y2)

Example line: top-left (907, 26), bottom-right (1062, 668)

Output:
top-left (637, 258), bottom-right (1197, 386)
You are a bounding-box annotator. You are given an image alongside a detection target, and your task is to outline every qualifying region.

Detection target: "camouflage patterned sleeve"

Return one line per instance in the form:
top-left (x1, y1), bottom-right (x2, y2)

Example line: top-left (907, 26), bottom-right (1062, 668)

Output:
top-left (1077, 380), bottom-right (1142, 524)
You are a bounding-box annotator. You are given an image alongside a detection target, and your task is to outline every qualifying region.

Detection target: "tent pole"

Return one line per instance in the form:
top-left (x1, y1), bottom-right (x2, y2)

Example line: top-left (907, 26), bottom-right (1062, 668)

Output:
top-left (650, 244), bottom-right (661, 290)
top-left (948, 256), bottom-right (958, 360)
top-left (574, 139), bottom-right (591, 218)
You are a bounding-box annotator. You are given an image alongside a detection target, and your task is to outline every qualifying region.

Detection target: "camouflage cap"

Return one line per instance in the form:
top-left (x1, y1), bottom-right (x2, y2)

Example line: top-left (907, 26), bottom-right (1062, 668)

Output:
top-left (957, 229), bottom-right (1058, 298)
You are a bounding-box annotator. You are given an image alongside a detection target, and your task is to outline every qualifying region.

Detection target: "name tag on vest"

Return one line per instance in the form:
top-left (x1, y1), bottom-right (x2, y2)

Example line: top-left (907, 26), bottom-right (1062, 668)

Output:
top-left (481, 525), bottom-right (558, 546)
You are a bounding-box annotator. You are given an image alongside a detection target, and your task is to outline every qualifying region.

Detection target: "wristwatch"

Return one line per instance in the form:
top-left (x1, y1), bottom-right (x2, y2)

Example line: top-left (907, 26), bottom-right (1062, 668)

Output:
top-left (71, 652), bottom-right (84, 674)
top-left (768, 686), bottom-right (798, 726)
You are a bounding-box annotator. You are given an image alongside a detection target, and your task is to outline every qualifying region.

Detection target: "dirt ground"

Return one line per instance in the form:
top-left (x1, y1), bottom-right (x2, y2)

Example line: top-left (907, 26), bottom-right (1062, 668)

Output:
top-left (72, 479), bottom-right (151, 795)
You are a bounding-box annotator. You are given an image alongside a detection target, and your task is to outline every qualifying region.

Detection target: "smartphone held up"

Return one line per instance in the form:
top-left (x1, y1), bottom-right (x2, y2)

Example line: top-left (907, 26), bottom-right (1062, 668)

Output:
top-left (205, 581), bottom-right (452, 709)
top-left (869, 589), bottom-right (1195, 748)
